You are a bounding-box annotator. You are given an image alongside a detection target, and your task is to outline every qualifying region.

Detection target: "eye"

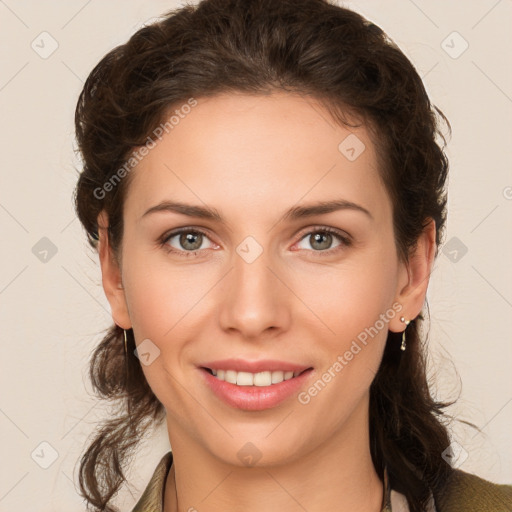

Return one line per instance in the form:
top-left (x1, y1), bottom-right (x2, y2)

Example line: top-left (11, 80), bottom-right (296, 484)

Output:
top-left (160, 228), bottom-right (216, 257)
top-left (295, 227), bottom-right (352, 254)
top-left (159, 226), bottom-right (352, 258)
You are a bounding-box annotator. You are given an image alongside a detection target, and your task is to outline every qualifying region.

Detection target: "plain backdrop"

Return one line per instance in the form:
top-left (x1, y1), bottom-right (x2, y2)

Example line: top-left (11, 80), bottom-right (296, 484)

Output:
top-left (1, 0), bottom-right (511, 510)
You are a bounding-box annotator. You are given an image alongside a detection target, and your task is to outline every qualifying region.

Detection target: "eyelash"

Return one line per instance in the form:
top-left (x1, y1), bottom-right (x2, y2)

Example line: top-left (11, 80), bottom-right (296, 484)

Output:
top-left (158, 226), bottom-right (352, 258)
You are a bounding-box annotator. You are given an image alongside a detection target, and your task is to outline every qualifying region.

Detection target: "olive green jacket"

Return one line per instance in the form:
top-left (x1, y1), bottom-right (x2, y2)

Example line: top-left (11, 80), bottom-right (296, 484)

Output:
top-left (131, 451), bottom-right (512, 511)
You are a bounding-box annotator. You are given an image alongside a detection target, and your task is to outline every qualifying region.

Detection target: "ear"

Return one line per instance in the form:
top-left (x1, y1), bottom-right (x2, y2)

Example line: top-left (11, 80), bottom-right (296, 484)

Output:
top-left (97, 210), bottom-right (132, 329)
top-left (389, 218), bottom-right (436, 333)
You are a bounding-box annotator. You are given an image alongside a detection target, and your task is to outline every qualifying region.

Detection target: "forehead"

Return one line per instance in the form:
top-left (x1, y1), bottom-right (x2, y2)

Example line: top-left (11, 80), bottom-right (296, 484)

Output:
top-left (124, 92), bottom-right (390, 225)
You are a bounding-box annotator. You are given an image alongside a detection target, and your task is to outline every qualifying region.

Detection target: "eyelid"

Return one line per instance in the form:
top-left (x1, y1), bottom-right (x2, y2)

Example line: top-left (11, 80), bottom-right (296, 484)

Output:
top-left (296, 224), bottom-right (352, 242)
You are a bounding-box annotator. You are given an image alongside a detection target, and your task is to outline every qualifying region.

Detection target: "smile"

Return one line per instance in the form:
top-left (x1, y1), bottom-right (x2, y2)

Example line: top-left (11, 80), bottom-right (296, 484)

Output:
top-left (199, 364), bottom-right (314, 411)
top-left (204, 368), bottom-right (306, 386)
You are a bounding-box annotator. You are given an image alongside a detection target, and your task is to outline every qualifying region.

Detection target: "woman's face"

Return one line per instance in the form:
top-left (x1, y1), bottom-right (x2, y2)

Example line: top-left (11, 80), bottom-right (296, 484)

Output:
top-left (101, 92), bottom-right (424, 467)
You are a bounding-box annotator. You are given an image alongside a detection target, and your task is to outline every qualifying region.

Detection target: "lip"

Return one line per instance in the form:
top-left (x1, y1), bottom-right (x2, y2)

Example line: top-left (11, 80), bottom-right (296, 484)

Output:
top-left (199, 365), bottom-right (314, 411)
top-left (200, 358), bottom-right (311, 373)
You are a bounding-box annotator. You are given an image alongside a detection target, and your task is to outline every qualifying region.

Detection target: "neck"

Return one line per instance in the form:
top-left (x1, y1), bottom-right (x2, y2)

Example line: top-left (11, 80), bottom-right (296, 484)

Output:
top-left (164, 405), bottom-right (383, 512)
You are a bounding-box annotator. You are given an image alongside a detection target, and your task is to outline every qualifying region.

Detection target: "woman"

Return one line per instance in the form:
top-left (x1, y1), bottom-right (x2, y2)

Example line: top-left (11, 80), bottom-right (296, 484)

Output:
top-left (73, 0), bottom-right (512, 511)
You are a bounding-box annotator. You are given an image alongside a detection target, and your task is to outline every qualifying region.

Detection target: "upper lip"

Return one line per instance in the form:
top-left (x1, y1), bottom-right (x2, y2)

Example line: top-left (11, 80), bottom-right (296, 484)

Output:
top-left (200, 359), bottom-right (312, 373)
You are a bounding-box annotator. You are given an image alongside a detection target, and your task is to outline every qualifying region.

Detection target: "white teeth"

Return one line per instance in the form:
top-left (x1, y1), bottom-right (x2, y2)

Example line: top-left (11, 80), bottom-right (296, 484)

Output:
top-left (225, 370), bottom-right (237, 384)
top-left (208, 368), bottom-right (303, 386)
top-left (236, 371), bottom-right (254, 386)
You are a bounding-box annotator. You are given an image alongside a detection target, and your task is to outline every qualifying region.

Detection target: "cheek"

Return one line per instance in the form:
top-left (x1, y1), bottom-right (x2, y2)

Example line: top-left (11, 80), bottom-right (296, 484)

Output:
top-left (293, 258), bottom-right (397, 426)
top-left (121, 249), bottom-right (217, 394)
top-left (291, 245), bottom-right (399, 409)
top-left (122, 250), bottom-right (205, 337)
top-left (293, 247), bottom-right (399, 342)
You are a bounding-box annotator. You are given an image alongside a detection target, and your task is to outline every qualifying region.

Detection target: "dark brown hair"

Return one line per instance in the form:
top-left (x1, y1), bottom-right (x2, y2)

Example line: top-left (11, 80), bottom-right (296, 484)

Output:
top-left (73, 1), bottom-right (453, 510)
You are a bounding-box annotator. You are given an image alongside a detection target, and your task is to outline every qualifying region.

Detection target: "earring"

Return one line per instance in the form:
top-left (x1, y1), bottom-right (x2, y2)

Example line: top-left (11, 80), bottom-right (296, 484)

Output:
top-left (400, 316), bottom-right (410, 351)
top-left (123, 328), bottom-right (134, 430)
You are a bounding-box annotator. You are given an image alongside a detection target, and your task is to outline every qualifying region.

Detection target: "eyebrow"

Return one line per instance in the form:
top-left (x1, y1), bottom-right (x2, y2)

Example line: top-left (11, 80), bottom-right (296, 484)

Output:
top-left (141, 199), bottom-right (373, 223)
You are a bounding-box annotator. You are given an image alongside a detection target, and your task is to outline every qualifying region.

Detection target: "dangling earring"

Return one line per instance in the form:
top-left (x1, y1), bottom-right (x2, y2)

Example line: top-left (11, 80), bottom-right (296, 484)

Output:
top-left (123, 328), bottom-right (135, 432)
top-left (400, 316), bottom-right (410, 351)
top-left (124, 329), bottom-right (128, 356)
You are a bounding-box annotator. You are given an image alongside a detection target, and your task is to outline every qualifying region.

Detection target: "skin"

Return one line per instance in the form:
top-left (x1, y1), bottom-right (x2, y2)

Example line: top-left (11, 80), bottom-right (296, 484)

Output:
top-left (97, 91), bottom-right (436, 512)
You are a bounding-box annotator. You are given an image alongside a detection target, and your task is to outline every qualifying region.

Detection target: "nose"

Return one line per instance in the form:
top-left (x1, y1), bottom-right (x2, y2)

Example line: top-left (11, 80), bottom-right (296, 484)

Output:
top-left (217, 246), bottom-right (291, 341)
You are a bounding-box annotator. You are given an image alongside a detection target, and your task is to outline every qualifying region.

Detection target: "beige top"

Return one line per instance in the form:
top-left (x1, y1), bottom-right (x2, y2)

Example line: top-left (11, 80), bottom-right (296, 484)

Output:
top-left (130, 451), bottom-right (422, 512)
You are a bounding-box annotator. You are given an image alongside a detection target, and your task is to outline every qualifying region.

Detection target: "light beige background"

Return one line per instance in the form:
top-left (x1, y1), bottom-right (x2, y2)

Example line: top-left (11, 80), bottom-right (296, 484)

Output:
top-left (1, 0), bottom-right (511, 510)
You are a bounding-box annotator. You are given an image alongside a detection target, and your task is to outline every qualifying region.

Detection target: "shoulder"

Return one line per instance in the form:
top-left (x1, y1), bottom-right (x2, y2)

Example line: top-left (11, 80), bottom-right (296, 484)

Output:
top-left (435, 468), bottom-right (512, 512)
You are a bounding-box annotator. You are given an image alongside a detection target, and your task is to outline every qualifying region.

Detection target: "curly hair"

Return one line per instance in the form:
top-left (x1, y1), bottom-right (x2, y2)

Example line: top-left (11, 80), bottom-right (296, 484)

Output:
top-left (73, 1), bottom-right (453, 510)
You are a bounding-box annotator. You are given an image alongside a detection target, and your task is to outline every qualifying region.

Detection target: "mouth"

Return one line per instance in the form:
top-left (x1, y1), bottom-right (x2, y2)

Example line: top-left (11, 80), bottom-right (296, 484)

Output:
top-left (198, 363), bottom-right (315, 411)
top-left (201, 367), bottom-right (312, 386)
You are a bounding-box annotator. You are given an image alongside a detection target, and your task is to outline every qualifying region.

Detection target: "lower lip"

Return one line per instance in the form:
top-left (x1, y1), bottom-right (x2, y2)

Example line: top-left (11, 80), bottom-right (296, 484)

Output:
top-left (199, 368), bottom-right (314, 411)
